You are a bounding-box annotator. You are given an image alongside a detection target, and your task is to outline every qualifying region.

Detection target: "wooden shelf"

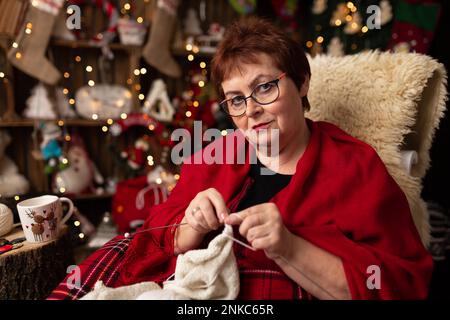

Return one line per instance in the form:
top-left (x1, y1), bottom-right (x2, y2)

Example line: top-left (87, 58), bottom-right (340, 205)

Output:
top-left (0, 119), bottom-right (109, 128)
top-left (51, 39), bottom-right (214, 58)
top-left (51, 39), bottom-right (141, 52)
top-left (0, 192), bottom-right (113, 202)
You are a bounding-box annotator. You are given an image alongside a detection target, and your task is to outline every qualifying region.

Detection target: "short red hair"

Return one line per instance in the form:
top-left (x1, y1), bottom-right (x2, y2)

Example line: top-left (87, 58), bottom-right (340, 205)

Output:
top-left (211, 17), bottom-right (311, 111)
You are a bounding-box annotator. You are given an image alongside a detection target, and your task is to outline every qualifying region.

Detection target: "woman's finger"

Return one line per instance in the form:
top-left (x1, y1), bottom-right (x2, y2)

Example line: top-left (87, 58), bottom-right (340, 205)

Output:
top-left (207, 189), bottom-right (229, 222)
top-left (239, 213), bottom-right (264, 238)
top-left (246, 224), bottom-right (271, 242)
top-left (250, 234), bottom-right (272, 251)
top-left (186, 208), bottom-right (207, 233)
top-left (198, 199), bottom-right (220, 230)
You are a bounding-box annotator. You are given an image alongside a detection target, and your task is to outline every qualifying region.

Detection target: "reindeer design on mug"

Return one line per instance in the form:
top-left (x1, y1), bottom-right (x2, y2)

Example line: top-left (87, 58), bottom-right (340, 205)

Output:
top-left (45, 203), bottom-right (58, 238)
top-left (26, 209), bottom-right (45, 241)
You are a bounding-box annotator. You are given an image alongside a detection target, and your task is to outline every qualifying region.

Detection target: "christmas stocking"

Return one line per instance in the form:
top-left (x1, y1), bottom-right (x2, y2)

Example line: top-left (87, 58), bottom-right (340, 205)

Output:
top-left (7, 0), bottom-right (64, 85)
top-left (387, 0), bottom-right (441, 54)
top-left (142, 0), bottom-right (181, 78)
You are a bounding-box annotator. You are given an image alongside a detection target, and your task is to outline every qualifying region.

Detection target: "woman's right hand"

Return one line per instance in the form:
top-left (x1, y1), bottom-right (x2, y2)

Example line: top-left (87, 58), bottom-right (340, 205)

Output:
top-left (174, 188), bottom-right (229, 254)
top-left (184, 188), bottom-right (229, 234)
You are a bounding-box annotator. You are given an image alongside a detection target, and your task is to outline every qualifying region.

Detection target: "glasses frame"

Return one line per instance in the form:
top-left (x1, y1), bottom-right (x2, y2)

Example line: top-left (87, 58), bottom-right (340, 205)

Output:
top-left (220, 73), bottom-right (287, 117)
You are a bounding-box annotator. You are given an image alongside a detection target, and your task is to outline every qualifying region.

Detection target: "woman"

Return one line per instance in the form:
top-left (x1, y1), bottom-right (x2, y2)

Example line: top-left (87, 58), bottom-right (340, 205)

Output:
top-left (113, 17), bottom-right (432, 300)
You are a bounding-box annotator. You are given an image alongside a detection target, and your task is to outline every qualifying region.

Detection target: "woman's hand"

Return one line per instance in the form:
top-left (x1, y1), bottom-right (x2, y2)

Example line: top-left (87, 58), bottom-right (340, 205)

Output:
top-left (185, 188), bottom-right (229, 234)
top-left (175, 188), bottom-right (229, 254)
top-left (224, 203), bottom-right (294, 260)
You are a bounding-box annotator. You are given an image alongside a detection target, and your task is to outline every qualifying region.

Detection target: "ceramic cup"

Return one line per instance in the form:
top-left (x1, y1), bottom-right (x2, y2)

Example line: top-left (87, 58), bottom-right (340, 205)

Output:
top-left (17, 195), bottom-right (74, 243)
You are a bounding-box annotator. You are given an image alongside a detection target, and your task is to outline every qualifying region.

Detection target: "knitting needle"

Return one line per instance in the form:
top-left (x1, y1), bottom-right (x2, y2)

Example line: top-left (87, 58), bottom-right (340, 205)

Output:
top-left (123, 220), bottom-right (339, 299)
top-left (124, 222), bottom-right (188, 238)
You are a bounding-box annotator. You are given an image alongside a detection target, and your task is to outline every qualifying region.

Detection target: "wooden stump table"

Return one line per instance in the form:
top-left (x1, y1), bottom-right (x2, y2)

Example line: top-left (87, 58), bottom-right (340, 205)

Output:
top-left (0, 226), bottom-right (74, 300)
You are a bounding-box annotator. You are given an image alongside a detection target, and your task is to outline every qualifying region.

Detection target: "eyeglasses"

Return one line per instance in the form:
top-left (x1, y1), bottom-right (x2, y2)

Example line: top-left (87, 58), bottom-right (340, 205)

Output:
top-left (219, 73), bottom-right (286, 117)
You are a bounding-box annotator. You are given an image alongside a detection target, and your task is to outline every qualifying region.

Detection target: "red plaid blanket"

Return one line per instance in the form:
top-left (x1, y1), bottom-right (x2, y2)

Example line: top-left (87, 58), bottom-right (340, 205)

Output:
top-left (47, 236), bottom-right (130, 300)
top-left (47, 235), bottom-right (312, 300)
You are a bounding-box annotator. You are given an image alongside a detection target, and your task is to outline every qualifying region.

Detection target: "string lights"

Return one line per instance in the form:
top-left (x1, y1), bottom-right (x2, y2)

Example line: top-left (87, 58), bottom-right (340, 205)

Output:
top-left (307, 1), bottom-right (371, 54)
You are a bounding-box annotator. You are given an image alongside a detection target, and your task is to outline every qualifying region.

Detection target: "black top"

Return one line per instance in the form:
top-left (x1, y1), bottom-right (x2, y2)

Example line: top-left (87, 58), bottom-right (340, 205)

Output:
top-left (236, 159), bottom-right (293, 211)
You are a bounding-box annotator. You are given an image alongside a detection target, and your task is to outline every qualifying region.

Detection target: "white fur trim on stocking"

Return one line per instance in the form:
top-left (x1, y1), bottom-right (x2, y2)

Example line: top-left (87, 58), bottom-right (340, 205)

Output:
top-left (157, 0), bottom-right (179, 16)
top-left (30, 0), bottom-right (64, 16)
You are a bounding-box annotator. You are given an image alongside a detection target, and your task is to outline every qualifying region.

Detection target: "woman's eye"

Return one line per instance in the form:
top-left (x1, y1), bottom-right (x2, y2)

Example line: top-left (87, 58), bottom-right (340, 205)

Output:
top-left (257, 83), bottom-right (273, 93)
top-left (231, 97), bottom-right (245, 107)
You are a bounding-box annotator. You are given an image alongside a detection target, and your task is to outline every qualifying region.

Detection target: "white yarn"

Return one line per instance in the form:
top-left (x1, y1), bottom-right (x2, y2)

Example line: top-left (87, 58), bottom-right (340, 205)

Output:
top-left (82, 225), bottom-right (239, 300)
top-left (0, 203), bottom-right (14, 236)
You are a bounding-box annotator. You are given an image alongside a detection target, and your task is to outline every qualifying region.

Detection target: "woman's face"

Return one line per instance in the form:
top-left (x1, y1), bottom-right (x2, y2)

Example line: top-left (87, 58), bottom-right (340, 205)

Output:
top-left (221, 53), bottom-right (309, 152)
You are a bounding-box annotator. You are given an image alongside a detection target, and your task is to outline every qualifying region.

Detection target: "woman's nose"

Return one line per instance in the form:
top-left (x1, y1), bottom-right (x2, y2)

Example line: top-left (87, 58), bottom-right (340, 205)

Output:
top-left (245, 98), bottom-right (263, 118)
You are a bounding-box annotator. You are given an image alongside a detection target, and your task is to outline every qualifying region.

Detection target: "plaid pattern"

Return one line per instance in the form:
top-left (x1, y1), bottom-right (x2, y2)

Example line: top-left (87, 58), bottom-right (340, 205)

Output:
top-left (238, 269), bottom-right (313, 300)
top-left (48, 174), bottom-right (313, 300)
top-left (47, 236), bottom-right (131, 300)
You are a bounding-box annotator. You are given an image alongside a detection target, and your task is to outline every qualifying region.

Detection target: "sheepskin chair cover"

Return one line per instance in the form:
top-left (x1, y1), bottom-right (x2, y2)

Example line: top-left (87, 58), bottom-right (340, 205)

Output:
top-left (81, 225), bottom-right (239, 300)
top-left (306, 51), bottom-right (448, 245)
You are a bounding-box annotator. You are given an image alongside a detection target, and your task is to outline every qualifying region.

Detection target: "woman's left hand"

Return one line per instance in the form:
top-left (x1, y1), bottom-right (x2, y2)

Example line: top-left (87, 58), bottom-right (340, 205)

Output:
top-left (224, 203), bottom-right (294, 260)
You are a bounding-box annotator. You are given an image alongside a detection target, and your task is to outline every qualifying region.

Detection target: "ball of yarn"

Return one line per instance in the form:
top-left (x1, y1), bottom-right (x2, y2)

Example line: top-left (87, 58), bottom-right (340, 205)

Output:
top-left (0, 203), bottom-right (14, 236)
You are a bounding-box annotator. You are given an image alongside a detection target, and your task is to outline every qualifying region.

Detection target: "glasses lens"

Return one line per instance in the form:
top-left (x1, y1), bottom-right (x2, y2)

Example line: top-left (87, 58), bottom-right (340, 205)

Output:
top-left (222, 96), bottom-right (246, 116)
top-left (253, 81), bottom-right (279, 105)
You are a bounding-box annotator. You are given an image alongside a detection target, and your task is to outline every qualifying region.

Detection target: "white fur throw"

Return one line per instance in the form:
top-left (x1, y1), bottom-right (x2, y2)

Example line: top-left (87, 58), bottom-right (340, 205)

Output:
top-left (81, 225), bottom-right (239, 300)
top-left (307, 51), bottom-right (448, 245)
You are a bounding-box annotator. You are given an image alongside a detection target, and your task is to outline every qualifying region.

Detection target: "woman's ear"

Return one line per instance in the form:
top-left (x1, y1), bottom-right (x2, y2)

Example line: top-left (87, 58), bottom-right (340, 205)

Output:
top-left (299, 75), bottom-right (310, 98)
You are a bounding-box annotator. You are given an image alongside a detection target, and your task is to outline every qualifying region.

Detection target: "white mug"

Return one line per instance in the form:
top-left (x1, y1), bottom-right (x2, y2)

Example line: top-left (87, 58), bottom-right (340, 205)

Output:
top-left (17, 195), bottom-right (74, 243)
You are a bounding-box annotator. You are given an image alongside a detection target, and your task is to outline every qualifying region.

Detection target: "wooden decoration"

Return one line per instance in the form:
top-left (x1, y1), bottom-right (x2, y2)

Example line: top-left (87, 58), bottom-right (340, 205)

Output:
top-left (0, 227), bottom-right (74, 300)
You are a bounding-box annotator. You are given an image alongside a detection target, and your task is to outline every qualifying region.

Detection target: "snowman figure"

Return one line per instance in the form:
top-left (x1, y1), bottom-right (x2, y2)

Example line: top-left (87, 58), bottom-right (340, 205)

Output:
top-left (53, 135), bottom-right (104, 195)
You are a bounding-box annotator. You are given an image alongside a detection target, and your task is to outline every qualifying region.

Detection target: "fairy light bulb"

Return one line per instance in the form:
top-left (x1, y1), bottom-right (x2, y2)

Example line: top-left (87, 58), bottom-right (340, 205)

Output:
top-left (14, 196), bottom-right (20, 201)
top-left (139, 94), bottom-right (145, 100)
top-left (134, 69), bottom-right (140, 76)
top-left (58, 120), bottom-right (64, 126)
top-left (102, 126), bottom-right (108, 132)
top-left (317, 36), bottom-right (324, 44)
top-left (12, 42), bottom-right (18, 48)
top-left (86, 65), bottom-right (93, 72)
top-left (188, 54), bottom-right (194, 61)
top-left (124, 3), bottom-right (131, 10)
top-left (74, 221), bottom-right (81, 227)
top-left (92, 114), bottom-right (99, 120)
top-left (200, 62), bottom-right (206, 69)
top-left (0, 72), bottom-right (5, 78)
top-left (137, 17), bottom-right (144, 23)
top-left (107, 119), bottom-right (114, 125)
top-left (75, 56), bottom-right (81, 62)
top-left (88, 80), bottom-right (95, 87)
top-left (186, 44), bottom-right (193, 51)
top-left (140, 68), bottom-right (147, 75)
top-left (198, 81), bottom-right (205, 88)
top-left (120, 113), bottom-right (128, 120)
